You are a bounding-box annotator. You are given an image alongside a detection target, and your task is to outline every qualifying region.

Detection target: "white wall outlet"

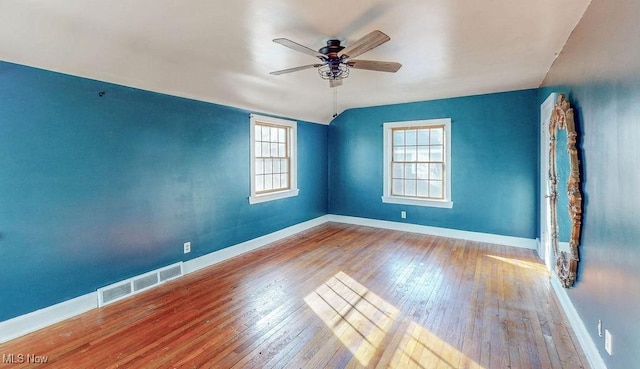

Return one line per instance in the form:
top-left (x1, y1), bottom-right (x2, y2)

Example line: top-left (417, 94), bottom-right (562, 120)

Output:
top-left (604, 329), bottom-right (612, 355)
top-left (183, 242), bottom-right (191, 254)
top-left (401, 211), bottom-right (407, 219)
top-left (598, 320), bottom-right (603, 337)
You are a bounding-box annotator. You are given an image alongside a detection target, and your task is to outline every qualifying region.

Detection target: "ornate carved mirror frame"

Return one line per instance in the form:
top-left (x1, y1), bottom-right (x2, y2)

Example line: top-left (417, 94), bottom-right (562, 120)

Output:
top-left (548, 94), bottom-right (583, 287)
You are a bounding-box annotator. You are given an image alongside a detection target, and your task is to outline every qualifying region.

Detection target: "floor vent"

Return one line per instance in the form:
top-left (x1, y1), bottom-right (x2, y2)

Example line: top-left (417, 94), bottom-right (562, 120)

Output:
top-left (97, 262), bottom-right (183, 307)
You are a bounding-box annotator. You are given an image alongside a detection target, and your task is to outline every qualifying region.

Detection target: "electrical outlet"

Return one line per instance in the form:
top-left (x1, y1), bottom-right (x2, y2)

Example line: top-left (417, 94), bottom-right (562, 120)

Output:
top-left (598, 320), bottom-right (603, 337)
top-left (183, 242), bottom-right (191, 254)
top-left (605, 329), bottom-right (612, 355)
top-left (401, 211), bottom-right (407, 219)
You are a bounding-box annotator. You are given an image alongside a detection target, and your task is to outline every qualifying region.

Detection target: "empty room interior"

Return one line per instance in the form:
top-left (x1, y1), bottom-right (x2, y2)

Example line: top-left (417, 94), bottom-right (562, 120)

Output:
top-left (0, 0), bottom-right (638, 368)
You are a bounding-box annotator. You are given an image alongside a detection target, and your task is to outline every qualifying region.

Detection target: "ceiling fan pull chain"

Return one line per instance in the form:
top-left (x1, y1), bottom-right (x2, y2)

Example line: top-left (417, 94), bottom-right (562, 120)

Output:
top-left (333, 86), bottom-right (338, 118)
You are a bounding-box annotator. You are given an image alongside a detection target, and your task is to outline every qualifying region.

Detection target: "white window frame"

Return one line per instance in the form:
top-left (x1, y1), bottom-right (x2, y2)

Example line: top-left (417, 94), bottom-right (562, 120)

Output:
top-left (249, 114), bottom-right (299, 204)
top-left (382, 118), bottom-right (453, 208)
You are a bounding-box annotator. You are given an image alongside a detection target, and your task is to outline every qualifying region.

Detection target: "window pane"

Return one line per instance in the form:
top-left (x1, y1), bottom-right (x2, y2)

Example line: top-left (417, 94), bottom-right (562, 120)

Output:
top-left (417, 129), bottom-right (429, 145)
top-left (430, 145), bottom-right (443, 161)
top-left (429, 180), bottom-right (443, 198)
top-left (255, 125), bottom-right (262, 142)
top-left (264, 174), bottom-right (273, 191)
top-left (278, 128), bottom-right (286, 143)
top-left (430, 163), bottom-right (443, 180)
top-left (392, 179), bottom-right (404, 195)
top-left (256, 159), bottom-right (264, 175)
top-left (392, 163), bottom-right (403, 178)
top-left (405, 129), bottom-right (417, 145)
top-left (261, 143), bottom-right (269, 157)
top-left (256, 175), bottom-right (264, 192)
top-left (280, 174), bottom-right (288, 189)
top-left (393, 130), bottom-right (404, 146)
top-left (261, 125), bottom-right (270, 141)
top-left (417, 146), bottom-right (429, 161)
top-left (431, 128), bottom-right (443, 144)
top-left (273, 159), bottom-right (281, 173)
top-left (393, 146), bottom-right (405, 162)
top-left (281, 159), bottom-right (288, 174)
top-left (273, 174), bottom-right (281, 188)
top-left (278, 143), bottom-right (286, 157)
top-left (405, 146), bottom-right (417, 162)
top-left (416, 163), bottom-right (428, 179)
top-left (405, 163), bottom-right (416, 179)
top-left (255, 141), bottom-right (262, 157)
top-left (264, 159), bottom-right (273, 174)
top-left (270, 127), bottom-right (278, 141)
top-left (417, 180), bottom-right (429, 197)
top-left (405, 180), bottom-right (417, 196)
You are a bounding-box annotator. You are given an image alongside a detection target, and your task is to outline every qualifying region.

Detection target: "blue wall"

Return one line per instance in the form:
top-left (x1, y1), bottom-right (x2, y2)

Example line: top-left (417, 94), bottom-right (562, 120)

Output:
top-left (540, 0), bottom-right (640, 367)
top-left (0, 62), bottom-right (328, 321)
top-left (328, 89), bottom-right (539, 238)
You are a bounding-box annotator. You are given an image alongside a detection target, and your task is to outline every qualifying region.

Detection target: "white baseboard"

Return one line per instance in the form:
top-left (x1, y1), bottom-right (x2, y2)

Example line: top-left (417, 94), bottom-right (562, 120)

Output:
top-left (0, 293), bottom-right (97, 344)
top-left (0, 213), bottom-right (539, 344)
top-left (183, 215), bottom-right (330, 274)
top-left (3, 213), bottom-right (602, 369)
top-left (326, 214), bottom-right (538, 249)
top-left (0, 216), bottom-right (329, 344)
top-left (551, 276), bottom-right (607, 369)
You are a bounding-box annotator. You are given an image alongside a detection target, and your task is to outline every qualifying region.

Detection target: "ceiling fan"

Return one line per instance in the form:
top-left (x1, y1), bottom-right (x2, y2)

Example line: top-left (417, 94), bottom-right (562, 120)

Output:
top-left (270, 30), bottom-right (402, 87)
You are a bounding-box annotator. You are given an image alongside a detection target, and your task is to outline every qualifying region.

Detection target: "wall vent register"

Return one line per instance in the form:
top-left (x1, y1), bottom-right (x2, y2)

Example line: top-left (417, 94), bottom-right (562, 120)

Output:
top-left (97, 262), bottom-right (183, 307)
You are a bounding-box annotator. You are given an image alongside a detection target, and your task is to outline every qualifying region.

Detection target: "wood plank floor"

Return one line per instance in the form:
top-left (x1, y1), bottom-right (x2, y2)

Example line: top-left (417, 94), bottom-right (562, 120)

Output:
top-left (0, 223), bottom-right (589, 368)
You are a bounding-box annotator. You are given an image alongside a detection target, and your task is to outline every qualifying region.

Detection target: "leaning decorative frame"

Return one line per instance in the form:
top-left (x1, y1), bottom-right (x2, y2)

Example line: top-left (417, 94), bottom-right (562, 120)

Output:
top-left (548, 94), bottom-right (583, 288)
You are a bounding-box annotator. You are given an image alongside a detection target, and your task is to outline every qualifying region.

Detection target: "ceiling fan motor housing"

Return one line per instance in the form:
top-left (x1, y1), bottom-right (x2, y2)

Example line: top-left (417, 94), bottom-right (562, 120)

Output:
top-left (318, 40), bottom-right (347, 80)
top-left (319, 39), bottom-right (345, 57)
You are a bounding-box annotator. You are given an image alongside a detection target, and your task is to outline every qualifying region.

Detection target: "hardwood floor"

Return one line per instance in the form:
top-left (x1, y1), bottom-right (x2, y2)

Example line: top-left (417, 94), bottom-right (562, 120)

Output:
top-left (0, 223), bottom-right (588, 368)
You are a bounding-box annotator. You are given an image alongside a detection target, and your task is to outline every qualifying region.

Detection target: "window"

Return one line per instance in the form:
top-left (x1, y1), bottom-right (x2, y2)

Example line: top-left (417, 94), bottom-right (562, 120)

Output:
top-left (382, 118), bottom-right (453, 208)
top-left (249, 114), bottom-right (298, 204)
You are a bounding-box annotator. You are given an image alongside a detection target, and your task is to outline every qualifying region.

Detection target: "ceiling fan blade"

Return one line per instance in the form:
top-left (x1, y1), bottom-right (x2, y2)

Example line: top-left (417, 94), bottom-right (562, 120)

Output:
top-left (330, 78), bottom-right (343, 88)
top-left (270, 64), bottom-right (323, 75)
top-left (340, 30), bottom-right (390, 59)
top-left (348, 60), bottom-right (402, 73)
top-left (273, 38), bottom-right (326, 59)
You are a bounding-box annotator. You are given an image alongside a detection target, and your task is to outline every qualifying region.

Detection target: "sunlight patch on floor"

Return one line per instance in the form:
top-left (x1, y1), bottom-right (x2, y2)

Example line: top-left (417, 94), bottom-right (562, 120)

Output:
top-left (389, 320), bottom-right (484, 369)
top-left (485, 254), bottom-right (545, 271)
top-left (304, 271), bottom-right (400, 366)
top-left (304, 271), bottom-right (485, 368)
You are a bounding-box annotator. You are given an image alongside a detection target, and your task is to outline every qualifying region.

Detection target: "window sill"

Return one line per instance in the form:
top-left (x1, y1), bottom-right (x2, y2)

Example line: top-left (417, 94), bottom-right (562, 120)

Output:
top-left (381, 195), bottom-right (453, 209)
top-left (249, 189), bottom-right (299, 204)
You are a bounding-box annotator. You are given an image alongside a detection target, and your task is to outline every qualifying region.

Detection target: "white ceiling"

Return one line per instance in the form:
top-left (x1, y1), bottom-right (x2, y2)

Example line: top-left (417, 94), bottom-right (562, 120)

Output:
top-left (0, 0), bottom-right (591, 124)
